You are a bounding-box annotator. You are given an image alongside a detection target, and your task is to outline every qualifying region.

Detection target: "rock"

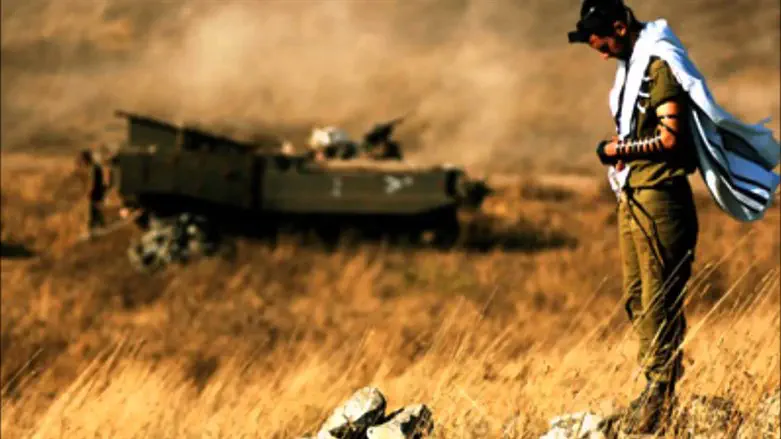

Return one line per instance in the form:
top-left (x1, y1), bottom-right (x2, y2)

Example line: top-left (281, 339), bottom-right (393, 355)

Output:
top-left (127, 212), bottom-right (224, 272)
top-left (541, 392), bottom-right (766, 439)
top-left (319, 387), bottom-right (387, 439)
top-left (366, 404), bottom-right (434, 439)
top-left (737, 389), bottom-right (780, 439)
top-left (295, 433), bottom-right (340, 439)
top-left (539, 412), bottom-right (607, 439)
top-left (675, 394), bottom-right (743, 437)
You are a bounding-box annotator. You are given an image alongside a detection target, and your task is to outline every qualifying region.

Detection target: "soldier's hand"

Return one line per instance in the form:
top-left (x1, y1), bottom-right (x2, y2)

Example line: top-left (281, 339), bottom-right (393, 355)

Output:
top-left (596, 140), bottom-right (619, 165)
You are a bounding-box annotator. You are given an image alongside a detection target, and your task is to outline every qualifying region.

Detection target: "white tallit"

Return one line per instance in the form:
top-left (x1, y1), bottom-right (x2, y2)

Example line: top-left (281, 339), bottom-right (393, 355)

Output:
top-left (606, 19), bottom-right (780, 222)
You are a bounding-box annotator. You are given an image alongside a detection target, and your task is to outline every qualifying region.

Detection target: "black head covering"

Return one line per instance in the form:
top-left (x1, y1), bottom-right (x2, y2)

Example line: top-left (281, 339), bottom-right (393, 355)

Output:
top-left (567, 0), bottom-right (628, 44)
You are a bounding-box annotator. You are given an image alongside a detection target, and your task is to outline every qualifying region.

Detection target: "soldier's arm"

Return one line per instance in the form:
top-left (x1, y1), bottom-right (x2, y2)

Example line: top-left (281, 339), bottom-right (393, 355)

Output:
top-left (606, 59), bottom-right (687, 160)
top-left (654, 100), bottom-right (684, 151)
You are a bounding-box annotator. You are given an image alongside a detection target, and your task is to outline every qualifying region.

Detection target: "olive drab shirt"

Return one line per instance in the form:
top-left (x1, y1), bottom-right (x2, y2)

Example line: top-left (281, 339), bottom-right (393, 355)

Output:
top-left (626, 57), bottom-right (699, 188)
top-left (89, 163), bottom-right (106, 202)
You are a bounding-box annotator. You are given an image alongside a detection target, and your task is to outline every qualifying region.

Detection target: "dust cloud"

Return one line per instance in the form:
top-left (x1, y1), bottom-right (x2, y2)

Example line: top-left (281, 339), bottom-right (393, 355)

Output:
top-left (2, 0), bottom-right (779, 172)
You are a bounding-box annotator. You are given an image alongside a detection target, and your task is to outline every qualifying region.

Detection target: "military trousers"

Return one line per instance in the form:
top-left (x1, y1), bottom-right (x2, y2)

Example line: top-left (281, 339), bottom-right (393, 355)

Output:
top-left (618, 178), bottom-right (698, 384)
top-left (88, 200), bottom-right (106, 231)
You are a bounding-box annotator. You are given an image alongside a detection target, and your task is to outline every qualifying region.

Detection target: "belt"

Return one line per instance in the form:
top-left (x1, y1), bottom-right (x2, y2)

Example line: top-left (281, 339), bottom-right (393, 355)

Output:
top-left (620, 176), bottom-right (690, 201)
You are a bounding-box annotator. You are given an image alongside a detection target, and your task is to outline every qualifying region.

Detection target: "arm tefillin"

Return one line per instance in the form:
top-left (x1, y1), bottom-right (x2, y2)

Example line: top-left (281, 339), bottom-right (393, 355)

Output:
top-left (596, 102), bottom-right (683, 165)
top-left (611, 110), bottom-right (681, 161)
top-left (613, 132), bottom-right (665, 158)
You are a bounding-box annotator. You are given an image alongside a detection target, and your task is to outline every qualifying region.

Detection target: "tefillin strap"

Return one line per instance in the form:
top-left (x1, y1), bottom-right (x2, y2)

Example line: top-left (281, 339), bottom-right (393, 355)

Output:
top-left (615, 133), bottom-right (665, 158)
top-left (657, 113), bottom-right (679, 136)
top-left (614, 112), bottom-right (680, 160)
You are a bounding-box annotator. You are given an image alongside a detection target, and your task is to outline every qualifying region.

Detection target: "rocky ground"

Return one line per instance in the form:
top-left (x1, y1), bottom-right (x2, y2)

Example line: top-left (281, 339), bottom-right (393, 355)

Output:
top-left (300, 386), bottom-right (780, 439)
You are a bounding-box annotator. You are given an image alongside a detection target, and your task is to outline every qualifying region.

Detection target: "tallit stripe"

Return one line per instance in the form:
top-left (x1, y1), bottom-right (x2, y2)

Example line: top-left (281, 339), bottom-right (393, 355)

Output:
top-left (689, 108), bottom-right (775, 207)
top-left (719, 127), bottom-right (774, 170)
top-left (725, 151), bottom-right (781, 190)
top-left (732, 178), bottom-right (772, 201)
top-left (696, 128), bottom-right (770, 211)
top-left (731, 190), bottom-right (766, 212)
top-left (732, 174), bottom-right (773, 195)
top-left (733, 184), bottom-right (770, 206)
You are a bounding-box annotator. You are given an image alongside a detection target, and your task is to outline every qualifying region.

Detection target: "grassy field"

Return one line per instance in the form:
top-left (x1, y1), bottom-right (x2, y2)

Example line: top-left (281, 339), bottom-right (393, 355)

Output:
top-left (1, 0), bottom-right (779, 437)
top-left (1, 152), bottom-right (778, 438)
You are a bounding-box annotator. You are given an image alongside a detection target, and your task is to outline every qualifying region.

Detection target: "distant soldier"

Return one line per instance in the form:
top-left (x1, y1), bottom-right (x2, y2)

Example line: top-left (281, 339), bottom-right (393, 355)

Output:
top-left (307, 126), bottom-right (360, 160)
top-left (361, 118), bottom-right (405, 161)
top-left (77, 149), bottom-right (107, 238)
top-left (280, 140), bottom-right (296, 156)
top-left (364, 137), bottom-right (403, 161)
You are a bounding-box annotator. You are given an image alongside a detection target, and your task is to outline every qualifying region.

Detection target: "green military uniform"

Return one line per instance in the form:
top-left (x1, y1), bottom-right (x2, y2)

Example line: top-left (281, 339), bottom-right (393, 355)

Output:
top-left (618, 57), bottom-right (699, 385)
top-left (366, 140), bottom-right (403, 161)
top-left (88, 162), bottom-right (107, 232)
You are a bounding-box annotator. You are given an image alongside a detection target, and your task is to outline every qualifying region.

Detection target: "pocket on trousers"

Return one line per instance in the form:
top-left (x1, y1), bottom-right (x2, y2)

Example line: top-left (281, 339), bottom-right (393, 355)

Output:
top-left (633, 188), bottom-right (694, 224)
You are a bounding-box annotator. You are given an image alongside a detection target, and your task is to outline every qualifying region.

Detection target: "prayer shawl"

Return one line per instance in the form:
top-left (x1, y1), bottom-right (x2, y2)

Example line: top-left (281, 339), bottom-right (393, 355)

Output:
top-left (606, 19), bottom-right (780, 222)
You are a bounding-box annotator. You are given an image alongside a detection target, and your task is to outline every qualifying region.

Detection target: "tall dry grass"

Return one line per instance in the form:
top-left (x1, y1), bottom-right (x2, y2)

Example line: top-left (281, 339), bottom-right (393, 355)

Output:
top-left (1, 2), bottom-right (779, 436)
top-left (1, 153), bottom-right (778, 438)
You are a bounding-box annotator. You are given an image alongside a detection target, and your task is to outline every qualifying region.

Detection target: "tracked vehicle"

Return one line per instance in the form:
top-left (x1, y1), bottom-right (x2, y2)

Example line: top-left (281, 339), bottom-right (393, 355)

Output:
top-left (110, 110), bottom-right (491, 248)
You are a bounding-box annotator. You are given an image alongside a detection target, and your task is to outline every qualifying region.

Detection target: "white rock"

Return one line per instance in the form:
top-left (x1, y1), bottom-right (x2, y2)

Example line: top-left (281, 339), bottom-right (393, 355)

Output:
top-left (737, 390), bottom-right (780, 439)
top-left (676, 394), bottom-right (742, 437)
top-left (319, 387), bottom-right (387, 438)
top-left (539, 412), bottom-right (607, 439)
top-left (366, 404), bottom-right (434, 439)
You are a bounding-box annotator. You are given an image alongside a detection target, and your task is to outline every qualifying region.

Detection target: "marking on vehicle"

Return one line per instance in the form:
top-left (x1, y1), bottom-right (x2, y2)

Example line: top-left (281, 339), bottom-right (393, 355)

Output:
top-left (385, 175), bottom-right (413, 194)
top-left (331, 177), bottom-right (343, 197)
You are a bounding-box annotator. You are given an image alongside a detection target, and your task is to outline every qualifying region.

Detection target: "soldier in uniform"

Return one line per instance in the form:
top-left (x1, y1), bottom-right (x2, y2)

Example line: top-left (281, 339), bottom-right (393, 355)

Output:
top-left (77, 149), bottom-right (107, 237)
top-left (361, 118), bottom-right (405, 161)
top-left (364, 137), bottom-right (403, 161)
top-left (307, 126), bottom-right (360, 161)
top-left (568, 0), bottom-right (699, 434)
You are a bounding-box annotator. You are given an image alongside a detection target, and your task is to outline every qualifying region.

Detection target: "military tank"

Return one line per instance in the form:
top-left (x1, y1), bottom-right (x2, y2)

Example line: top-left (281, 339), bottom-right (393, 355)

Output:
top-left (110, 110), bottom-right (491, 251)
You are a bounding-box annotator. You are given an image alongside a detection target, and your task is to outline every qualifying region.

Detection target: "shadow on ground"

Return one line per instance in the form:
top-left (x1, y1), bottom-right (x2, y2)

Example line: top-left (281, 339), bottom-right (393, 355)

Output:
top-left (0, 241), bottom-right (35, 259)
top-left (222, 213), bottom-right (578, 255)
top-left (459, 214), bottom-right (578, 253)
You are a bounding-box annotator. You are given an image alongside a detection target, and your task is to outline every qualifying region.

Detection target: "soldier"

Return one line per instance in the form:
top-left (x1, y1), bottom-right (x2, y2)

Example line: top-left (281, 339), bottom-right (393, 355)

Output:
top-left (568, 0), bottom-right (697, 434)
top-left (361, 118), bottom-right (405, 161)
top-left (307, 126), bottom-right (360, 161)
top-left (572, 0), bottom-right (780, 433)
top-left (77, 149), bottom-right (107, 238)
top-left (364, 137), bottom-right (403, 161)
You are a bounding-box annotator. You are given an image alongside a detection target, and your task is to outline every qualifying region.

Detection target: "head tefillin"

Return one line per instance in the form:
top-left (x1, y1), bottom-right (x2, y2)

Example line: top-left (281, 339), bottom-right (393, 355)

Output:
top-left (568, 0), bottom-right (629, 43)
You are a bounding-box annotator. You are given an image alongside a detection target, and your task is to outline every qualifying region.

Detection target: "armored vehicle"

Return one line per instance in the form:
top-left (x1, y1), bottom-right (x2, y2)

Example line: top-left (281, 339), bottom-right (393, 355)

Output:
top-left (110, 110), bottom-right (491, 247)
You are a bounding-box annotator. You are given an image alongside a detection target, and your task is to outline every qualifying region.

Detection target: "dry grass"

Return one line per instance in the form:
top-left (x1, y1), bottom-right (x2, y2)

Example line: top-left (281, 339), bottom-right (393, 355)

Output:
top-left (1, 152), bottom-right (778, 438)
top-left (1, 1), bottom-right (779, 436)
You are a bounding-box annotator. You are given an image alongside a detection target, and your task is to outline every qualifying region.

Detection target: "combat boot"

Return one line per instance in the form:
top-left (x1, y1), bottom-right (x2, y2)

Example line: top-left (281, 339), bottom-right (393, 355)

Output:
top-left (627, 375), bottom-right (653, 411)
top-left (620, 379), bottom-right (675, 435)
top-left (596, 377), bottom-right (654, 437)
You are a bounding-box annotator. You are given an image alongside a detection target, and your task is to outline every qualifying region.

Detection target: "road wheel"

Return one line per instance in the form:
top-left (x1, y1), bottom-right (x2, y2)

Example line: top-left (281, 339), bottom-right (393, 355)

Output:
top-left (431, 208), bottom-right (461, 250)
top-left (313, 222), bottom-right (342, 249)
